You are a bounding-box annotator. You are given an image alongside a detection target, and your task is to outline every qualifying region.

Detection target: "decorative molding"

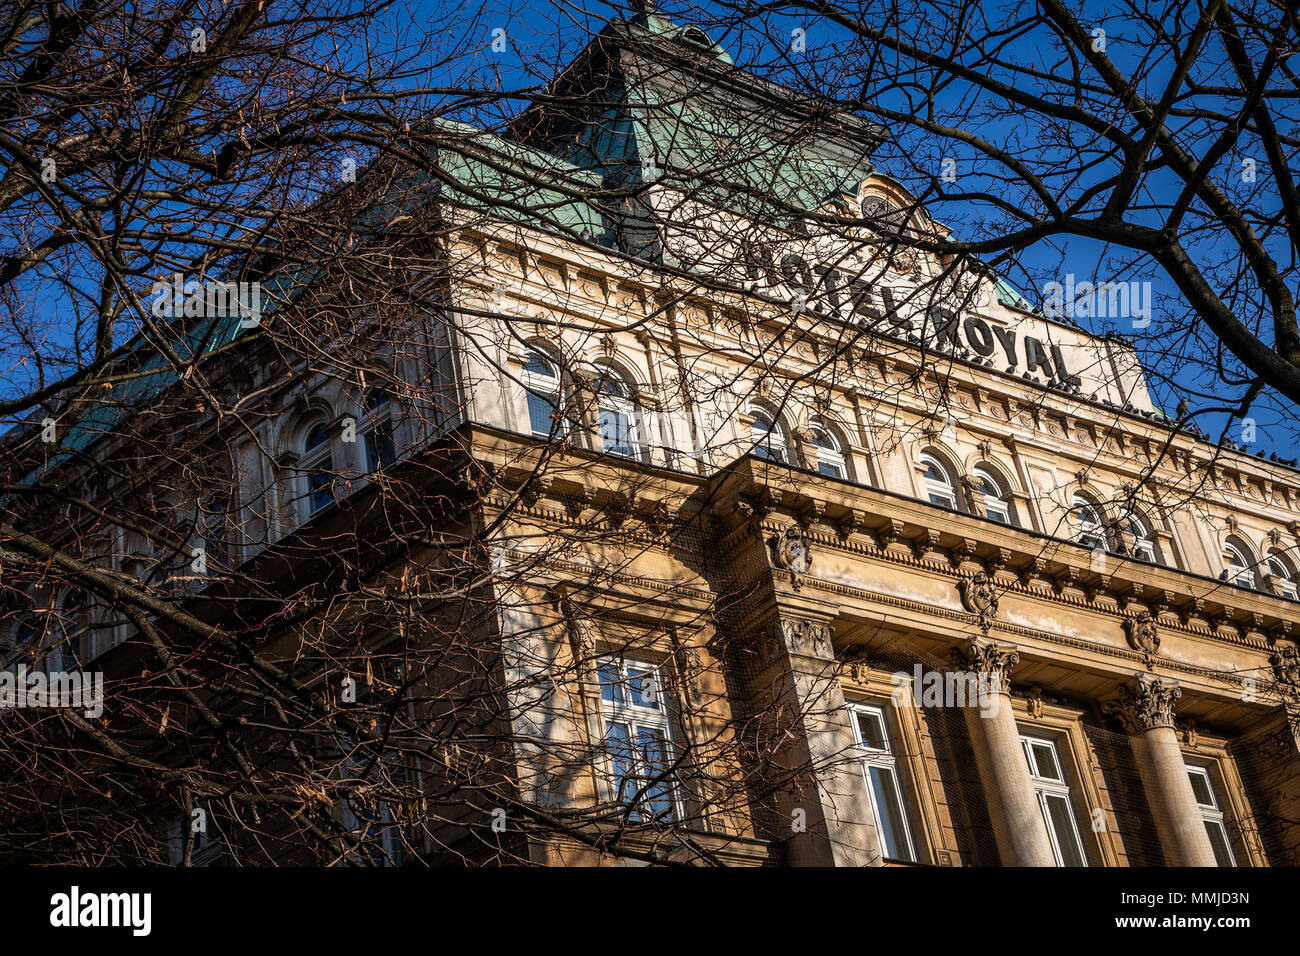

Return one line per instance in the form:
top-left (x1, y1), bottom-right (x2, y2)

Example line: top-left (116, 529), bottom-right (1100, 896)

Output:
top-left (1123, 610), bottom-right (1161, 668)
top-left (1107, 673), bottom-right (1181, 734)
top-left (1271, 640), bottom-right (1300, 694)
top-left (953, 637), bottom-right (1018, 692)
top-left (958, 571), bottom-right (1000, 634)
top-left (768, 616), bottom-right (834, 661)
top-left (1026, 685), bottom-right (1044, 718)
top-left (769, 524), bottom-right (813, 591)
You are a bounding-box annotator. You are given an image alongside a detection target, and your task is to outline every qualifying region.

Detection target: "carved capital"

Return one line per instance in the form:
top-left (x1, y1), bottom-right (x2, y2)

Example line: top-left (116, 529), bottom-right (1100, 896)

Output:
top-left (952, 637), bottom-right (1018, 693)
top-left (768, 616), bottom-right (834, 661)
top-left (1108, 674), bottom-right (1181, 734)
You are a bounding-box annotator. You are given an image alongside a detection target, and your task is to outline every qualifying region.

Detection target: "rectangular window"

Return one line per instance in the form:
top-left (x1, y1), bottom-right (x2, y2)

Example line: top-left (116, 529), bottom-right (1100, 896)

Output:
top-left (1187, 764), bottom-right (1236, 866)
top-left (1020, 733), bottom-right (1087, 867)
top-left (596, 657), bottom-right (680, 823)
top-left (849, 703), bottom-right (917, 862)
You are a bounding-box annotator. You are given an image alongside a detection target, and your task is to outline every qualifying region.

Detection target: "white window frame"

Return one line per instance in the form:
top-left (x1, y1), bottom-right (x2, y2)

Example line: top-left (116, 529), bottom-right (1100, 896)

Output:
top-left (920, 453), bottom-right (958, 510)
top-left (1223, 542), bottom-right (1257, 590)
top-left (595, 656), bottom-right (682, 823)
top-left (973, 467), bottom-right (1012, 525)
top-left (1186, 764), bottom-right (1236, 867)
top-left (522, 349), bottom-right (566, 439)
top-left (749, 407), bottom-right (789, 463)
top-left (1070, 495), bottom-right (1108, 552)
top-left (848, 703), bottom-right (917, 862)
top-left (1020, 733), bottom-right (1088, 867)
top-left (1267, 553), bottom-right (1299, 600)
top-left (1125, 515), bottom-right (1159, 564)
top-left (810, 424), bottom-right (848, 479)
top-left (593, 364), bottom-right (644, 460)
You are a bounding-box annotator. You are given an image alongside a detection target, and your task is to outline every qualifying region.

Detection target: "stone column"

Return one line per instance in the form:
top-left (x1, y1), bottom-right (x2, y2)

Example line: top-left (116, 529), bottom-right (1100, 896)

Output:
top-left (748, 611), bottom-right (885, 867)
top-left (1111, 673), bottom-right (1217, 866)
top-left (956, 637), bottom-right (1057, 866)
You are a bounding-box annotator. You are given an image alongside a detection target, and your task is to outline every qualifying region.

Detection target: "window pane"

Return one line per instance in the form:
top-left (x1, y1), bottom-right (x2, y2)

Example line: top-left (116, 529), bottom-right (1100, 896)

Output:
top-left (523, 353), bottom-right (553, 377)
top-left (818, 461), bottom-right (844, 478)
top-left (306, 425), bottom-right (329, 450)
top-left (1205, 820), bottom-right (1236, 867)
top-left (634, 726), bottom-right (676, 821)
top-left (1187, 770), bottom-right (1215, 807)
top-left (527, 390), bottom-right (558, 437)
top-left (868, 765), bottom-right (915, 862)
top-left (1044, 794), bottom-right (1086, 866)
top-left (605, 720), bottom-right (636, 802)
top-left (624, 667), bottom-right (658, 709)
top-left (599, 406), bottom-right (636, 456)
top-left (1031, 743), bottom-right (1061, 781)
top-left (855, 710), bottom-right (887, 751)
top-left (308, 458), bottom-right (334, 513)
top-left (597, 661), bottom-right (622, 705)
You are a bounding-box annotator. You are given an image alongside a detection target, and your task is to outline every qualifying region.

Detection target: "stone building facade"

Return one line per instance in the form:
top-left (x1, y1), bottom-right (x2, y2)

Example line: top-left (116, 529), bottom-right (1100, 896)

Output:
top-left (8, 13), bottom-right (1300, 867)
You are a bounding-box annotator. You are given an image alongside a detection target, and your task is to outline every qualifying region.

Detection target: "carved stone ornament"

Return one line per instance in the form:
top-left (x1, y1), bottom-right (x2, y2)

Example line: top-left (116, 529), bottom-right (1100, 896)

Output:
top-left (1123, 610), bottom-right (1161, 667)
top-left (1026, 686), bottom-right (1044, 719)
top-left (1271, 640), bottom-right (1300, 693)
top-left (958, 571), bottom-right (1000, 633)
top-left (768, 617), bottom-right (833, 661)
top-left (770, 524), bottom-right (813, 591)
top-left (673, 642), bottom-right (704, 708)
top-left (1108, 673), bottom-right (1181, 734)
top-left (953, 637), bottom-right (1018, 693)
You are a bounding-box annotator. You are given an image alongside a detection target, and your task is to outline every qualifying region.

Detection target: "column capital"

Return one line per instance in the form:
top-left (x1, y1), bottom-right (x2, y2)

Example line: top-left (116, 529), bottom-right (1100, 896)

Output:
top-left (764, 615), bottom-right (834, 662)
top-left (953, 637), bottom-right (1018, 694)
top-left (1108, 673), bottom-right (1181, 734)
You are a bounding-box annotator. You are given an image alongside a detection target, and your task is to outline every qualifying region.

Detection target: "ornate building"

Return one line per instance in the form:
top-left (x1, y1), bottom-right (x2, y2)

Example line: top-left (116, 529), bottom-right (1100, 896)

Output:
top-left (7, 12), bottom-right (1300, 867)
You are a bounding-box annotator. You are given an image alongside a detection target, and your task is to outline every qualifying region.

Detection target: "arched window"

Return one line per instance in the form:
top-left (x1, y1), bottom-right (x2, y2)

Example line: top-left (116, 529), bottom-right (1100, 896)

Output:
top-left (1122, 513), bottom-right (1159, 564)
top-left (750, 407), bottom-right (790, 464)
top-left (809, 425), bottom-right (848, 479)
top-left (1222, 540), bottom-right (1257, 590)
top-left (973, 467), bottom-right (1013, 525)
top-left (593, 365), bottom-right (642, 459)
top-left (522, 348), bottom-right (566, 439)
top-left (361, 389), bottom-right (397, 472)
top-left (1070, 496), bottom-right (1108, 552)
top-left (302, 422), bottom-right (336, 517)
top-left (920, 453), bottom-right (958, 510)
top-left (1267, 550), bottom-right (1298, 600)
